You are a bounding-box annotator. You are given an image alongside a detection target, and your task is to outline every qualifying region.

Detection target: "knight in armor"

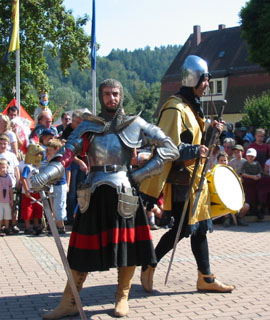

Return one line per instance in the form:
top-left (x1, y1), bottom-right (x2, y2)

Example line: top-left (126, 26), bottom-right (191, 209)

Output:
top-left (31, 79), bottom-right (179, 319)
top-left (140, 55), bottom-right (235, 293)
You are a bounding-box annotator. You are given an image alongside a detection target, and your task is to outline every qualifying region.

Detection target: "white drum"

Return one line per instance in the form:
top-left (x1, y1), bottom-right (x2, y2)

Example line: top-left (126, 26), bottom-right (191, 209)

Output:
top-left (206, 164), bottom-right (245, 219)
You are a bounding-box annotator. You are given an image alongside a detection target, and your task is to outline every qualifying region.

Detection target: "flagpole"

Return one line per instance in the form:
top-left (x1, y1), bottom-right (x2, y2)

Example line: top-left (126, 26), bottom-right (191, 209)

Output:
top-left (92, 69), bottom-right (96, 115)
top-left (16, 1), bottom-right (20, 116)
top-left (16, 48), bottom-right (20, 116)
top-left (91, 0), bottom-right (96, 115)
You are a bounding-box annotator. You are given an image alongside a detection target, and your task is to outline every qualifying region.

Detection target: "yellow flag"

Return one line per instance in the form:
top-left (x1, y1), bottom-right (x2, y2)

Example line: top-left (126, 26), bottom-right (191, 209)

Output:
top-left (8, 0), bottom-right (20, 52)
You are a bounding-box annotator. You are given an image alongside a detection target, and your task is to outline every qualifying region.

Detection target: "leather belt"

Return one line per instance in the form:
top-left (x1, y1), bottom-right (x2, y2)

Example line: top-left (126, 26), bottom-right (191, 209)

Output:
top-left (91, 165), bottom-right (128, 173)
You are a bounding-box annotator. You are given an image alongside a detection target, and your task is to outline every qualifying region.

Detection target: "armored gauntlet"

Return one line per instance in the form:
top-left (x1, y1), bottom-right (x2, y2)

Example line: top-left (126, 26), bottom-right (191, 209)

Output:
top-left (31, 161), bottom-right (64, 192)
top-left (131, 137), bottom-right (179, 184)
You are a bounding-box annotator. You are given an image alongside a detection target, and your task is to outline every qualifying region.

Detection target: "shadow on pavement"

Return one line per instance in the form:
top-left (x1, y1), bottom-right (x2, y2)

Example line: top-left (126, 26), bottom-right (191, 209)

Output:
top-left (0, 282), bottom-right (203, 319)
top-left (213, 221), bottom-right (270, 233)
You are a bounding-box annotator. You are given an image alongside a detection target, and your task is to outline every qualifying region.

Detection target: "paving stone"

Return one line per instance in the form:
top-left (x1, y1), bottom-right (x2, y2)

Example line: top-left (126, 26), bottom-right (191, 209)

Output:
top-left (0, 222), bottom-right (270, 319)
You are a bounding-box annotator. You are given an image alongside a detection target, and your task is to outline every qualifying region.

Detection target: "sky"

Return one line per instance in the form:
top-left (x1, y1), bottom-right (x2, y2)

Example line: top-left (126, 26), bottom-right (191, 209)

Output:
top-left (63, 0), bottom-right (249, 57)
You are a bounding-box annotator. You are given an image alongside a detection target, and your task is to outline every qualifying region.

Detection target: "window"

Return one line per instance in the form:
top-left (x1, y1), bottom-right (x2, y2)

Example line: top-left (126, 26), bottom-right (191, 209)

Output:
top-left (217, 81), bottom-right (222, 94)
top-left (209, 81), bottom-right (214, 94)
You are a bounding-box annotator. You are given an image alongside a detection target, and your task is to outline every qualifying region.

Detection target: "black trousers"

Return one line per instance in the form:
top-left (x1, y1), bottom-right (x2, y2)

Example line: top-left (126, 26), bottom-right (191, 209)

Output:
top-left (155, 201), bottom-right (211, 275)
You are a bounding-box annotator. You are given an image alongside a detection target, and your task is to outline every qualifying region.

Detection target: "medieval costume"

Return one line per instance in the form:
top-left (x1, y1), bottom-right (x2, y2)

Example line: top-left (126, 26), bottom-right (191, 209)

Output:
top-left (140, 55), bottom-right (235, 294)
top-left (31, 79), bottom-right (179, 319)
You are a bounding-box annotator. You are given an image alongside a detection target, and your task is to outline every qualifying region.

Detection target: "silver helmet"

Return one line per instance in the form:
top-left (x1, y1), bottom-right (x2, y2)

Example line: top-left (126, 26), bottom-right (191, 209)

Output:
top-left (181, 55), bottom-right (210, 88)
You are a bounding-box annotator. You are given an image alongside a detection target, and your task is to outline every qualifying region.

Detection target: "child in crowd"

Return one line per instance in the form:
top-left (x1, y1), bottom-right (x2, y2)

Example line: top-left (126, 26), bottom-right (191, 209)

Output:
top-left (0, 159), bottom-right (14, 236)
top-left (246, 128), bottom-right (269, 168)
top-left (241, 148), bottom-right (262, 180)
top-left (39, 128), bottom-right (57, 169)
top-left (216, 151), bottom-right (249, 227)
top-left (46, 139), bottom-right (69, 234)
top-left (229, 144), bottom-right (247, 176)
top-left (20, 144), bottom-right (44, 235)
top-left (217, 151), bottom-right (228, 165)
top-left (0, 133), bottom-right (20, 233)
top-left (241, 147), bottom-right (263, 220)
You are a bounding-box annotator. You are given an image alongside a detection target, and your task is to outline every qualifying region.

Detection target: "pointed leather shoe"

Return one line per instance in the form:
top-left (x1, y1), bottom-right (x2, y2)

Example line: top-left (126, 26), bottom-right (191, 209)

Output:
top-left (197, 270), bottom-right (235, 293)
top-left (140, 266), bottom-right (155, 293)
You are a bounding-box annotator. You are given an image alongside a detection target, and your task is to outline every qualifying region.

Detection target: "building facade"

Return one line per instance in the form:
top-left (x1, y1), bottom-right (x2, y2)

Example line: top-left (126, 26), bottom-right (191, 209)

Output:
top-left (158, 25), bottom-right (270, 124)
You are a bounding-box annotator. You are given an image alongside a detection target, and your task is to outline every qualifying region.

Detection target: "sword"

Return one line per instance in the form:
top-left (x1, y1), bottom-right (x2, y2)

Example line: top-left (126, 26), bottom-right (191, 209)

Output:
top-left (39, 191), bottom-right (87, 320)
top-left (164, 156), bottom-right (200, 285)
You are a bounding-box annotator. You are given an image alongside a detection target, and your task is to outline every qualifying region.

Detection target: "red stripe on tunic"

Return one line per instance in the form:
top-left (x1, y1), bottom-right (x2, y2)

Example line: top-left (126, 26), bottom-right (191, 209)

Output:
top-left (69, 225), bottom-right (152, 250)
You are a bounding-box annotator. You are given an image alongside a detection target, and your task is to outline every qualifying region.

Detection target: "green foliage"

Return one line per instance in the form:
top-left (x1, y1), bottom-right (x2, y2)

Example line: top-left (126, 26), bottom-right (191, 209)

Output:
top-left (241, 91), bottom-right (270, 128)
top-left (107, 45), bottom-right (181, 85)
top-left (0, 0), bottom-right (91, 113)
top-left (46, 45), bottom-right (180, 122)
top-left (240, 0), bottom-right (270, 72)
top-left (133, 82), bottom-right (161, 123)
top-left (0, 0), bottom-right (180, 121)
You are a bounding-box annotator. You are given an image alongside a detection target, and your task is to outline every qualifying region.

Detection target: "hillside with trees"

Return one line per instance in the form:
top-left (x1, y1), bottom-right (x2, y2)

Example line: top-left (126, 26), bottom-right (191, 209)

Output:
top-left (0, 1), bottom-right (180, 122)
top-left (0, 0), bottom-right (91, 115)
top-left (45, 44), bottom-right (181, 122)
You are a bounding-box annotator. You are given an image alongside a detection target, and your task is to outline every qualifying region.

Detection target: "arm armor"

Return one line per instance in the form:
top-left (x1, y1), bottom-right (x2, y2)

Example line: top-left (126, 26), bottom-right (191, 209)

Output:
top-left (51, 137), bottom-right (84, 160)
top-left (31, 162), bottom-right (65, 192)
top-left (131, 123), bottom-right (179, 184)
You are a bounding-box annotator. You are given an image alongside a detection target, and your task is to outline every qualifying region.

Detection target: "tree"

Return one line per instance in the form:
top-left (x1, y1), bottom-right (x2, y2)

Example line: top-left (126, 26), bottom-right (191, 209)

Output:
top-left (133, 82), bottom-right (161, 123)
top-left (241, 91), bottom-right (270, 128)
top-left (0, 0), bottom-right (91, 114)
top-left (240, 0), bottom-right (270, 72)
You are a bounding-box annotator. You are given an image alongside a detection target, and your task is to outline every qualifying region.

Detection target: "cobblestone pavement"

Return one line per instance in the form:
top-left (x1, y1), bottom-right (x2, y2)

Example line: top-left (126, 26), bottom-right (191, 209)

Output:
top-left (0, 221), bottom-right (270, 320)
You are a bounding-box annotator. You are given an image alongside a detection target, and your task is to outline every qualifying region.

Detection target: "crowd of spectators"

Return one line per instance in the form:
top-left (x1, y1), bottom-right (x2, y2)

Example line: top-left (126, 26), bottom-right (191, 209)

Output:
top-left (207, 122), bottom-right (270, 227)
top-left (0, 105), bottom-right (86, 236)
top-left (0, 105), bottom-right (269, 236)
top-left (148, 121), bottom-right (270, 229)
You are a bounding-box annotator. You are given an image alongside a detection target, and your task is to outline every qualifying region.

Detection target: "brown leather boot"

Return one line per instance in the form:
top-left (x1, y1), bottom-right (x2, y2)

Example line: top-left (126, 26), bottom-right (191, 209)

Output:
top-left (140, 265), bottom-right (155, 292)
top-left (114, 266), bottom-right (136, 317)
top-left (197, 270), bottom-right (235, 293)
top-left (43, 270), bottom-right (87, 320)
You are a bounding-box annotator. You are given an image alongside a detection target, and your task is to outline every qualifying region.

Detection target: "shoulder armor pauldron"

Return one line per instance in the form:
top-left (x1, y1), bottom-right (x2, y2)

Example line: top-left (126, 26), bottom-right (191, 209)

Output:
top-left (118, 115), bottom-right (145, 148)
top-left (70, 117), bottom-right (107, 138)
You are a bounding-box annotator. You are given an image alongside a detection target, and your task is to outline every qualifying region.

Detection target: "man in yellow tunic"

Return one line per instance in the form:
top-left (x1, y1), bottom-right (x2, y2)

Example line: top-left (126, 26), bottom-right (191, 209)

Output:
top-left (140, 55), bottom-right (235, 293)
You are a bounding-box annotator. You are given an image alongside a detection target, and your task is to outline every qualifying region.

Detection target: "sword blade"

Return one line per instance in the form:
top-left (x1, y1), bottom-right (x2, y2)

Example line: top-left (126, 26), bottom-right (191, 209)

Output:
top-left (39, 191), bottom-right (87, 320)
top-left (165, 157), bottom-right (200, 285)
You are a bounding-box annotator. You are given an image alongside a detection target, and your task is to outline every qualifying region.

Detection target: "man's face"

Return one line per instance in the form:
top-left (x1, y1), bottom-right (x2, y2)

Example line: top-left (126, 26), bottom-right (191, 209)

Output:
top-left (62, 115), bottom-right (71, 126)
top-left (193, 78), bottom-right (209, 97)
top-left (40, 114), bottom-right (52, 128)
top-left (71, 116), bottom-right (82, 130)
top-left (223, 143), bottom-right (233, 156)
top-left (102, 87), bottom-right (121, 112)
top-left (8, 110), bottom-right (18, 120)
top-left (255, 132), bottom-right (264, 144)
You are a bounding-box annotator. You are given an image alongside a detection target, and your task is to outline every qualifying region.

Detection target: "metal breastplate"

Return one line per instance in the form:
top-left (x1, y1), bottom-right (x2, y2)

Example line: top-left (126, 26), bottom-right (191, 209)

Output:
top-left (86, 133), bottom-right (133, 192)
